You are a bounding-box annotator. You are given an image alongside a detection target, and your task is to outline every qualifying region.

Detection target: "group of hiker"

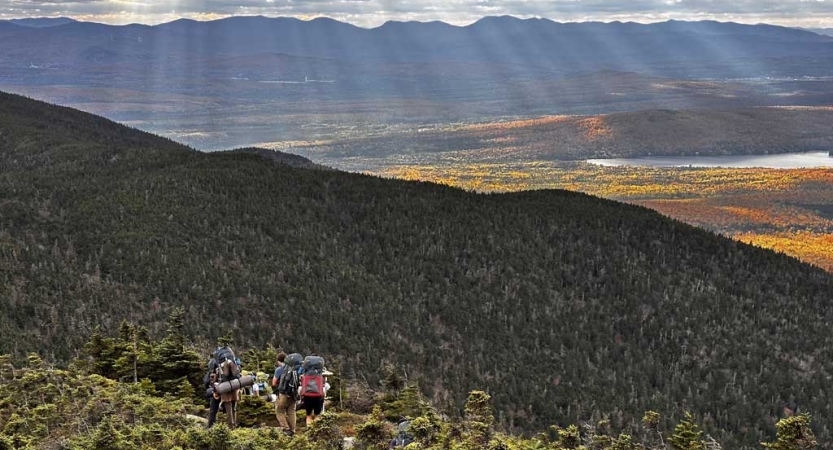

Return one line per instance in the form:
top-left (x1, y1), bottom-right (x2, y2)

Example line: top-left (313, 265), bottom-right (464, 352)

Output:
top-left (204, 342), bottom-right (331, 435)
top-left (271, 351), bottom-right (332, 435)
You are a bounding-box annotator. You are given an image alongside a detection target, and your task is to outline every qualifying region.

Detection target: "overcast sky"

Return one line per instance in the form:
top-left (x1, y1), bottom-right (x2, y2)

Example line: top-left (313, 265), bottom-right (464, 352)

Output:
top-left (2, 0), bottom-right (833, 28)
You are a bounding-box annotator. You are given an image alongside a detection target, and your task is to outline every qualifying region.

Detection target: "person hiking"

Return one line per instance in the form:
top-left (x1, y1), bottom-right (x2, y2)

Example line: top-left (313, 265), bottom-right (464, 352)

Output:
top-left (271, 353), bottom-right (287, 425)
top-left (389, 418), bottom-right (414, 448)
top-left (300, 355), bottom-right (326, 427)
top-left (276, 353), bottom-right (303, 435)
top-left (320, 369), bottom-right (333, 414)
top-left (209, 339), bottom-right (242, 429)
top-left (205, 354), bottom-right (221, 428)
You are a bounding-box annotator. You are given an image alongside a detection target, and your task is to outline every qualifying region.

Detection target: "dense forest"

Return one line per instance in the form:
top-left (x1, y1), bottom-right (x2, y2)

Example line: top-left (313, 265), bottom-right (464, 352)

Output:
top-left (1, 92), bottom-right (832, 448)
top-left (0, 314), bottom-right (819, 450)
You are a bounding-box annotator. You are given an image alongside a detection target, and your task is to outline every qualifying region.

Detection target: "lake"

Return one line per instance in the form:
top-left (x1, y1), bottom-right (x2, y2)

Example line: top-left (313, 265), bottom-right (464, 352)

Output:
top-left (587, 151), bottom-right (833, 169)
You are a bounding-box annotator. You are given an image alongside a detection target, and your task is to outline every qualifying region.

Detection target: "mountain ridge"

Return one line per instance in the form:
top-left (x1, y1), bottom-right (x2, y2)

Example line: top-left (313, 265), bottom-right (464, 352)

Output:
top-left (1, 15), bottom-right (829, 69)
top-left (5, 15), bottom-right (826, 35)
top-left (3, 16), bottom-right (77, 27)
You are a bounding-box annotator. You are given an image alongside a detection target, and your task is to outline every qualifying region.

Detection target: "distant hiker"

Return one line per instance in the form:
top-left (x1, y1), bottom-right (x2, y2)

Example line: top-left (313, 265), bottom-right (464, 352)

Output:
top-left (389, 419), bottom-right (414, 448)
top-left (276, 352), bottom-right (303, 435)
top-left (209, 342), bottom-right (242, 429)
top-left (301, 355), bottom-right (326, 426)
top-left (784, 402), bottom-right (799, 417)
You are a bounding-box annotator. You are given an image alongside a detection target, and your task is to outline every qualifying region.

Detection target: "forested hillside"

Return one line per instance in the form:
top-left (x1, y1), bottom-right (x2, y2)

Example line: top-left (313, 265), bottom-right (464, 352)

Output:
top-left (1, 92), bottom-right (832, 447)
top-left (309, 108), bottom-right (833, 162)
top-left (0, 318), bottom-right (818, 449)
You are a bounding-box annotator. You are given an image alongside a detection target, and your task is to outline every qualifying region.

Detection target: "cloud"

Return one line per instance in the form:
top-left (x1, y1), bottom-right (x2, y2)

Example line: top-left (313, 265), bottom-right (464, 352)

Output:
top-left (2, 0), bottom-right (833, 28)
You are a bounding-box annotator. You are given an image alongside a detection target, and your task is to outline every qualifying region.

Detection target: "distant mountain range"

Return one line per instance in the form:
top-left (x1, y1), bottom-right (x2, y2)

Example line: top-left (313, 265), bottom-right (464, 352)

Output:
top-left (3, 16), bottom-right (833, 152)
top-left (1, 16), bottom-right (831, 76)
top-left (2, 17), bottom-right (77, 28)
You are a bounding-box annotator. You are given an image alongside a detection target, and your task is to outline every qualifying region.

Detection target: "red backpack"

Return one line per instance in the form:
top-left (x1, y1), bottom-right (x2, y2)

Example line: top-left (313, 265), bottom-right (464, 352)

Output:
top-left (301, 371), bottom-right (325, 397)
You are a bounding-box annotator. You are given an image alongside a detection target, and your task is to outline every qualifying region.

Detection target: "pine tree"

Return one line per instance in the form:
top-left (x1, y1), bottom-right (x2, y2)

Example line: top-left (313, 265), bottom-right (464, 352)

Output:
top-left (463, 390), bottom-right (495, 448)
top-left (153, 309), bottom-right (202, 394)
top-left (90, 416), bottom-right (124, 450)
top-left (762, 414), bottom-right (817, 450)
top-left (356, 405), bottom-right (392, 450)
top-left (671, 412), bottom-right (706, 450)
top-left (400, 383), bottom-right (428, 418)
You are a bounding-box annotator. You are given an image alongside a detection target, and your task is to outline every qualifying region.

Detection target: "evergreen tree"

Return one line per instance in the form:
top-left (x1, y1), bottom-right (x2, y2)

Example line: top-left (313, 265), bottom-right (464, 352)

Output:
top-left (762, 414), bottom-right (817, 450)
top-left (671, 412), bottom-right (706, 450)
top-left (153, 309), bottom-right (202, 394)
top-left (463, 391), bottom-right (495, 448)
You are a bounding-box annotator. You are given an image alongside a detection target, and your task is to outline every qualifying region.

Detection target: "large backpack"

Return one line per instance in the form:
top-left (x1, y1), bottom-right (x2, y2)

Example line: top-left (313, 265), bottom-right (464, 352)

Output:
top-left (213, 346), bottom-right (240, 382)
top-left (394, 420), bottom-right (414, 447)
top-left (301, 356), bottom-right (326, 398)
top-left (278, 353), bottom-right (303, 399)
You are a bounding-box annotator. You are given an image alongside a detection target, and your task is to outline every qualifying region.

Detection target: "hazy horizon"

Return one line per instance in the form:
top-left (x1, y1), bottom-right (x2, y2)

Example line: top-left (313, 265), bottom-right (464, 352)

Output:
top-left (3, 0), bottom-right (833, 29)
top-left (7, 14), bottom-right (833, 29)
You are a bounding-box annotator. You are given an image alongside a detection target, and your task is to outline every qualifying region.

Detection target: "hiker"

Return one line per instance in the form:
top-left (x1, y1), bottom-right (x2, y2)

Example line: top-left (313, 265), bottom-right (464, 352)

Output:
top-left (205, 354), bottom-right (221, 428)
top-left (271, 353), bottom-right (287, 425)
top-left (276, 353), bottom-right (303, 435)
top-left (320, 369), bottom-right (333, 414)
top-left (389, 419), bottom-right (414, 448)
top-left (301, 355), bottom-right (326, 426)
top-left (209, 342), bottom-right (242, 429)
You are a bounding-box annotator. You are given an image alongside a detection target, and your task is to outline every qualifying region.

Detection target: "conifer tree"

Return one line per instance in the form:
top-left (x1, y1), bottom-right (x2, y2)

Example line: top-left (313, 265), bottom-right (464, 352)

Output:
top-left (463, 390), bottom-right (495, 448)
top-left (762, 414), bottom-right (817, 450)
top-left (153, 308), bottom-right (202, 394)
top-left (671, 412), bottom-right (706, 450)
top-left (356, 405), bottom-right (392, 449)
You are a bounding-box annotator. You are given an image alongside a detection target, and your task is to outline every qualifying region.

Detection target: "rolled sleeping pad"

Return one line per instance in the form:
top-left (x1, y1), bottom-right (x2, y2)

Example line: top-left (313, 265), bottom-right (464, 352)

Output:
top-left (260, 393), bottom-right (278, 403)
top-left (215, 375), bottom-right (256, 395)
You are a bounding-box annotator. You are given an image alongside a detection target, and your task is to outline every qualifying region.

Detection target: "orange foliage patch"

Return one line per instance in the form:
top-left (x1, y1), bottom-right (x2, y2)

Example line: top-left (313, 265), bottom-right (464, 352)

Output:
top-left (578, 116), bottom-right (613, 140)
top-left (461, 115), bottom-right (573, 131)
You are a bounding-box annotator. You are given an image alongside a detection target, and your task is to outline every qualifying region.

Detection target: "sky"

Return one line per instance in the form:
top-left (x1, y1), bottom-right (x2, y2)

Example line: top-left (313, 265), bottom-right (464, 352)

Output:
top-left (2, 0), bottom-right (833, 28)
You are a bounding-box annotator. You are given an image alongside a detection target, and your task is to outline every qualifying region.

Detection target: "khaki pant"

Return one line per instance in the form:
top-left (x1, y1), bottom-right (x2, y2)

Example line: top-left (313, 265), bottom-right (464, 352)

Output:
top-left (276, 394), bottom-right (296, 433)
top-left (223, 401), bottom-right (236, 429)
